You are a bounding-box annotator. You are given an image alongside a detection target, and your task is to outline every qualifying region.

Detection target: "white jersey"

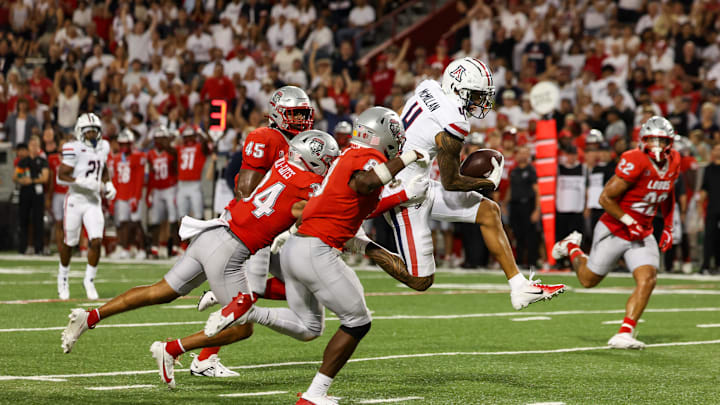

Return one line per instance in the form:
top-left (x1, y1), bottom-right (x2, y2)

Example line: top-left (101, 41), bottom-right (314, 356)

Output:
top-left (61, 139), bottom-right (110, 202)
top-left (398, 80), bottom-right (470, 181)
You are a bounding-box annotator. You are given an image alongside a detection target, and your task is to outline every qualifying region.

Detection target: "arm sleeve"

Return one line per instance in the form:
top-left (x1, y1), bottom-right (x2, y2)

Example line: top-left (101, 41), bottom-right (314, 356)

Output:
top-left (443, 120), bottom-right (470, 140)
top-left (367, 189), bottom-right (409, 218)
top-left (61, 144), bottom-right (78, 167)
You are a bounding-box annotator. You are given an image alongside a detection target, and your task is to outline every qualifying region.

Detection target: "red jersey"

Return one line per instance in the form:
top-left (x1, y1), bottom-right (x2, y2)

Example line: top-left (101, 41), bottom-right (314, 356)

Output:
top-left (227, 158), bottom-right (322, 254)
top-left (47, 153), bottom-right (68, 194)
top-left (240, 127), bottom-right (290, 174)
top-left (600, 149), bottom-right (681, 241)
top-left (299, 146), bottom-right (387, 249)
top-left (177, 142), bottom-right (207, 181)
top-left (148, 149), bottom-right (177, 189)
top-left (110, 151), bottom-right (146, 201)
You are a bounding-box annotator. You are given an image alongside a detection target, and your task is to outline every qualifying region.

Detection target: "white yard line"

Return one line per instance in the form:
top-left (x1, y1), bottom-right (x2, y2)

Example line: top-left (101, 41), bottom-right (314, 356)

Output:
top-left (602, 319), bottom-right (645, 325)
top-left (85, 384), bottom-right (155, 391)
top-left (2, 307), bottom-right (719, 333)
top-left (697, 323), bottom-right (720, 328)
top-left (511, 316), bottom-right (552, 321)
top-left (357, 397), bottom-right (424, 403)
top-left (1, 339), bottom-right (718, 382)
top-left (218, 390), bottom-right (288, 397)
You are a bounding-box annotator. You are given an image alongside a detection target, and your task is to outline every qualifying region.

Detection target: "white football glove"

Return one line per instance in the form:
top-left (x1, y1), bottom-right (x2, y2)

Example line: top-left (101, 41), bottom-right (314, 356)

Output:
top-left (403, 174), bottom-right (429, 205)
top-left (270, 224), bottom-right (297, 254)
top-left (414, 149), bottom-right (430, 168)
top-left (487, 155), bottom-right (504, 190)
top-left (74, 177), bottom-right (100, 192)
top-left (104, 181), bottom-right (117, 200)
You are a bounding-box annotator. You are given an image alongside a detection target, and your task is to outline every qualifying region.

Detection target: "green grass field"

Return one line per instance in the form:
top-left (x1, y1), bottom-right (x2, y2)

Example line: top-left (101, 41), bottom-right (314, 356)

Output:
top-left (1, 255), bottom-right (719, 404)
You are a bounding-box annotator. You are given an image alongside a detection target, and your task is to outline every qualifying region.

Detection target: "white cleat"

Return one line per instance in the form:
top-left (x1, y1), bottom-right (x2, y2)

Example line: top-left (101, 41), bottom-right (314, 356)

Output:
top-left (197, 290), bottom-right (218, 312)
top-left (189, 354), bottom-right (239, 377)
top-left (61, 308), bottom-right (89, 353)
top-left (297, 393), bottom-right (339, 405)
top-left (150, 341), bottom-right (176, 389)
top-left (552, 231), bottom-right (583, 260)
top-left (510, 272), bottom-right (566, 310)
top-left (608, 332), bottom-right (645, 349)
top-left (681, 262), bottom-right (693, 274)
top-left (83, 278), bottom-right (99, 300)
top-left (134, 249), bottom-right (147, 260)
top-left (58, 273), bottom-right (70, 300)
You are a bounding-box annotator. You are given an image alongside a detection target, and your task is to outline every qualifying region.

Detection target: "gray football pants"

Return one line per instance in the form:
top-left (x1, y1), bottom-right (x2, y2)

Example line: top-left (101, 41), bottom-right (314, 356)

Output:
top-left (164, 227), bottom-right (251, 305)
top-left (248, 235), bottom-right (371, 341)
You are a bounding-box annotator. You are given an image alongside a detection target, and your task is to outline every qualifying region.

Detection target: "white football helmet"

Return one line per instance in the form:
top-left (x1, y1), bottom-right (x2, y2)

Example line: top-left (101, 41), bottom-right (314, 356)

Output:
top-left (288, 130), bottom-right (340, 176)
top-left (152, 125), bottom-right (172, 139)
top-left (74, 113), bottom-right (103, 148)
top-left (268, 86), bottom-right (314, 136)
top-left (586, 129), bottom-right (604, 144)
top-left (117, 128), bottom-right (135, 144)
top-left (639, 116), bottom-right (674, 162)
top-left (351, 106), bottom-right (405, 159)
top-left (441, 57), bottom-right (495, 119)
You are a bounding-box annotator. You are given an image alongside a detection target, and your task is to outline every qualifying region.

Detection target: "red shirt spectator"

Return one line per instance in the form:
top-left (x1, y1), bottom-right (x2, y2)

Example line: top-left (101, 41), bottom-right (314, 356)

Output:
top-left (200, 64), bottom-right (236, 102)
top-left (370, 55), bottom-right (395, 105)
top-left (426, 40), bottom-right (451, 71)
top-left (28, 69), bottom-right (53, 105)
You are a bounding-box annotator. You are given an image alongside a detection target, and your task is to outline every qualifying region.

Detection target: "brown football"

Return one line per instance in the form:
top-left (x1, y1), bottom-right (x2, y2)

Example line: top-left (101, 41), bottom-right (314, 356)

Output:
top-left (460, 149), bottom-right (504, 178)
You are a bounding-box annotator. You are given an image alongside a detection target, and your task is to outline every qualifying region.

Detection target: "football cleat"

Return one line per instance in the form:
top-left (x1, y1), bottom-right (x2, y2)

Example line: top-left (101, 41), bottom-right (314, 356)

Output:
top-left (134, 249), bottom-right (147, 260)
top-left (150, 341), bottom-right (176, 389)
top-left (204, 293), bottom-right (255, 337)
top-left (58, 273), bottom-right (70, 300)
top-left (189, 353), bottom-right (239, 377)
top-left (608, 332), bottom-right (645, 349)
top-left (197, 290), bottom-right (218, 312)
top-left (83, 278), bottom-right (99, 300)
top-left (552, 231), bottom-right (583, 260)
top-left (510, 272), bottom-right (566, 310)
top-left (296, 393), bottom-right (339, 405)
top-left (61, 308), bottom-right (90, 353)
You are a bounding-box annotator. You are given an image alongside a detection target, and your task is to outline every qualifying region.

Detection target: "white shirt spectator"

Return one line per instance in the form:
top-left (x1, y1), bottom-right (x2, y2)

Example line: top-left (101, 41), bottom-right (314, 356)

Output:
top-left (499, 9), bottom-right (527, 32)
top-left (85, 54), bottom-right (115, 83)
top-left (348, 4), bottom-right (375, 27)
top-left (603, 53), bottom-right (629, 80)
top-left (271, 3), bottom-right (300, 21)
top-left (126, 29), bottom-right (153, 64)
top-left (516, 108), bottom-right (540, 130)
top-left (112, 14), bottom-right (134, 42)
top-left (584, 4), bottom-right (607, 32)
top-left (201, 60), bottom-right (229, 78)
top-left (635, 11), bottom-right (657, 35)
top-left (706, 61), bottom-right (720, 89)
top-left (284, 69), bottom-right (308, 89)
top-left (211, 23), bottom-right (235, 56)
top-left (57, 93), bottom-right (80, 128)
top-left (72, 6), bottom-right (92, 28)
top-left (162, 56), bottom-right (180, 77)
top-left (266, 21), bottom-right (296, 52)
top-left (469, 18), bottom-right (492, 56)
top-left (186, 31), bottom-right (214, 63)
top-left (303, 26), bottom-right (334, 54)
top-left (274, 45), bottom-right (303, 73)
top-left (122, 92), bottom-right (152, 121)
top-left (650, 49), bottom-right (674, 72)
top-left (145, 69), bottom-right (167, 93)
top-left (498, 104), bottom-right (523, 128)
top-left (226, 55), bottom-right (257, 79)
top-left (298, 6), bottom-right (317, 26)
top-left (222, 0), bottom-right (243, 21)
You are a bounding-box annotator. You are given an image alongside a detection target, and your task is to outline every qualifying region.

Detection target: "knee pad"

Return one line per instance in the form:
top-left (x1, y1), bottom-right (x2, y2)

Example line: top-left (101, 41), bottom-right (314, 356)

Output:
top-left (340, 322), bottom-right (371, 340)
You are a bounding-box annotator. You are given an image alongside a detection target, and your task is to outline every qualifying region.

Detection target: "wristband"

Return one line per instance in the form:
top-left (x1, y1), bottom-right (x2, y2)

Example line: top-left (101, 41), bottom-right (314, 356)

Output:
top-left (289, 223), bottom-right (298, 234)
top-left (399, 150), bottom-right (418, 166)
top-left (373, 163), bottom-right (393, 185)
top-left (619, 214), bottom-right (634, 226)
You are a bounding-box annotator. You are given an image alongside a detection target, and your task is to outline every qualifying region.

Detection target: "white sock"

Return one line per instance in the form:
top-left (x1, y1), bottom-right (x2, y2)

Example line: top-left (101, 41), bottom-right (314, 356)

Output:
top-left (306, 372), bottom-right (333, 397)
top-left (58, 264), bottom-right (69, 277)
top-left (85, 264), bottom-right (97, 283)
top-left (508, 273), bottom-right (527, 290)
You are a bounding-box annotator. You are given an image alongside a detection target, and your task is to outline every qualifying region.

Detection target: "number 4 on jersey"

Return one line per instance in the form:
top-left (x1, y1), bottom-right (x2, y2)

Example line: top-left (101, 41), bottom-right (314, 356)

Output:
top-left (251, 182), bottom-right (285, 217)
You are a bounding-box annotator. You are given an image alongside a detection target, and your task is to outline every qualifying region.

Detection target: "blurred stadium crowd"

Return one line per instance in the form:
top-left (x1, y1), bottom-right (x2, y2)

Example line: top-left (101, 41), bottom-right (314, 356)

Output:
top-left (2, 0), bottom-right (720, 273)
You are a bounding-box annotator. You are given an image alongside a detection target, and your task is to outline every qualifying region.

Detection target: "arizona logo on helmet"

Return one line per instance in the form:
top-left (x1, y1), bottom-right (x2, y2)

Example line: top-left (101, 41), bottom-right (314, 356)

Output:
top-left (450, 65), bottom-right (466, 82)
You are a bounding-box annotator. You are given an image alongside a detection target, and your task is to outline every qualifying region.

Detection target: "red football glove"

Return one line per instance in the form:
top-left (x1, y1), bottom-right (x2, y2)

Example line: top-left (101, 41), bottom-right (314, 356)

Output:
top-left (129, 198), bottom-right (138, 212)
top-left (659, 229), bottom-right (673, 252)
top-left (626, 221), bottom-right (647, 241)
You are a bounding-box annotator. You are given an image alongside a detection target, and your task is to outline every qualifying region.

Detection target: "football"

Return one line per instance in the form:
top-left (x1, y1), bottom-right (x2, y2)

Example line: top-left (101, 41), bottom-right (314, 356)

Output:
top-left (460, 149), bottom-right (503, 178)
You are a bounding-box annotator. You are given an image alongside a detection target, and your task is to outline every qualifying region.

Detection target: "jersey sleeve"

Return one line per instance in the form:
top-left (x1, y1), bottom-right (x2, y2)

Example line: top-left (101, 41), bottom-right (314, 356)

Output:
top-left (615, 151), bottom-right (645, 184)
top-left (443, 119), bottom-right (470, 140)
top-left (240, 130), bottom-right (276, 173)
top-left (61, 142), bottom-right (78, 167)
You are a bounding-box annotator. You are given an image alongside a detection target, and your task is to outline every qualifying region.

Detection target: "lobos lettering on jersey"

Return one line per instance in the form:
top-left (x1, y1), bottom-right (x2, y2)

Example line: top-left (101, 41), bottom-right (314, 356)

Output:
top-left (227, 157), bottom-right (321, 253)
top-left (600, 149), bottom-right (680, 241)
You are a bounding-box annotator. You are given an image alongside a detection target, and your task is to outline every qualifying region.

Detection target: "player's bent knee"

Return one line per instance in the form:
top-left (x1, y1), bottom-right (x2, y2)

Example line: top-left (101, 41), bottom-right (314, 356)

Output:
top-left (89, 238), bottom-right (102, 249)
top-left (340, 322), bottom-right (371, 340)
top-left (475, 199), bottom-right (500, 225)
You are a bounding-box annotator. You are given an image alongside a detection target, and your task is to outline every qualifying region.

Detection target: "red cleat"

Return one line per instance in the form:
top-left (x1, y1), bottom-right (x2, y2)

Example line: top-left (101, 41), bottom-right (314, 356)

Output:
top-left (203, 293), bottom-right (254, 337)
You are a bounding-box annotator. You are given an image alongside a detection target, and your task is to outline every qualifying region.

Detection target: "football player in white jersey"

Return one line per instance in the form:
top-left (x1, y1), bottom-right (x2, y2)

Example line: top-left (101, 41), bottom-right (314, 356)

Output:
top-left (384, 57), bottom-right (565, 310)
top-left (56, 113), bottom-right (116, 300)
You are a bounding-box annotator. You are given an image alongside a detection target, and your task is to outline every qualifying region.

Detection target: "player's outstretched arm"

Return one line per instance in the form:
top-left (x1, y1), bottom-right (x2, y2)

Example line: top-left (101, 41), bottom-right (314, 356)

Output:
top-left (365, 242), bottom-right (433, 291)
top-left (349, 150), bottom-right (423, 195)
top-left (598, 175), bottom-right (632, 221)
top-left (435, 132), bottom-right (494, 191)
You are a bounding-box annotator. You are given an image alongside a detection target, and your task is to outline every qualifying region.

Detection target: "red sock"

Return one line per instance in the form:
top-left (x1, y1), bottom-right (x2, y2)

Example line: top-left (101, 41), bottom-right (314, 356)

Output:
top-left (197, 346), bottom-right (220, 361)
top-left (165, 339), bottom-right (185, 358)
top-left (567, 243), bottom-right (584, 262)
top-left (263, 277), bottom-right (286, 300)
top-left (618, 317), bottom-right (637, 334)
top-left (87, 309), bottom-right (100, 329)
